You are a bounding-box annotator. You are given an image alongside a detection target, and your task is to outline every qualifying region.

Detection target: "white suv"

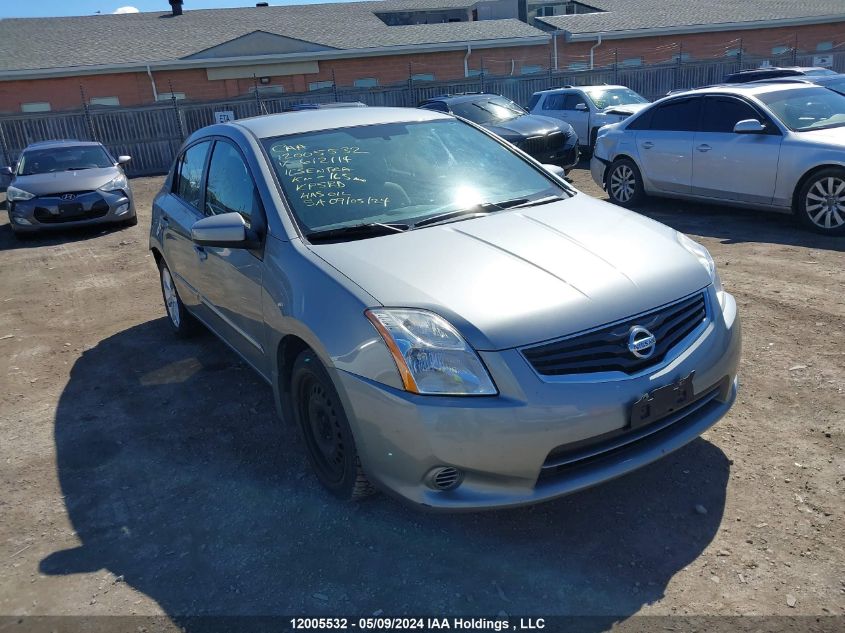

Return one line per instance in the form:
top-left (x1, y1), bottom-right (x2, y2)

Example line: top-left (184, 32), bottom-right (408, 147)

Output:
top-left (528, 85), bottom-right (650, 151)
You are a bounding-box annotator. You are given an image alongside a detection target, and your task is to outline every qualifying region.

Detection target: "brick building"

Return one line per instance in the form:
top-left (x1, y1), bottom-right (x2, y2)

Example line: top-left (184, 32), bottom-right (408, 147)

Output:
top-left (0, 0), bottom-right (843, 114)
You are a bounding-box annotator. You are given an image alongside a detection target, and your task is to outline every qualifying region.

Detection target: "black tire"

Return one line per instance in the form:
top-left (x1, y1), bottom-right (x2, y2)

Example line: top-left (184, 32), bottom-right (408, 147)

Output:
top-left (158, 261), bottom-right (198, 337)
top-left (605, 157), bottom-right (646, 207)
top-left (795, 168), bottom-right (845, 236)
top-left (123, 214), bottom-right (138, 227)
top-left (290, 349), bottom-right (375, 501)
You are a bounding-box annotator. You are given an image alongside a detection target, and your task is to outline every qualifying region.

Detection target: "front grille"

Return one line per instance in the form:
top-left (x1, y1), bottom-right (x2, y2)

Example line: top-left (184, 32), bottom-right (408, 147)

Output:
top-left (519, 130), bottom-right (567, 156)
top-left (522, 291), bottom-right (708, 376)
top-left (34, 200), bottom-right (109, 224)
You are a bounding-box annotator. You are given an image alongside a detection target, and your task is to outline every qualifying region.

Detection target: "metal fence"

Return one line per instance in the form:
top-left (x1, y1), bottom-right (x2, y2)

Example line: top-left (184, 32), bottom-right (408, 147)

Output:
top-left (1, 50), bottom-right (842, 177)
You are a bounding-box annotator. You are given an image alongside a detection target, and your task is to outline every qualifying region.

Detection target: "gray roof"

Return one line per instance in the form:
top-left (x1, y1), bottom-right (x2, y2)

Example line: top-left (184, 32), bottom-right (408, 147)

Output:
top-left (538, 0), bottom-right (845, 37)
top-left (0, 1), bottom-right (547, 73)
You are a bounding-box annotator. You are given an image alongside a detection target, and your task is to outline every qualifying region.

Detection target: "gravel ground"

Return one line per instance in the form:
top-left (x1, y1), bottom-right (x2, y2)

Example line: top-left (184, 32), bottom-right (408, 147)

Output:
top-left (0, 166), bottom-right (843, 624)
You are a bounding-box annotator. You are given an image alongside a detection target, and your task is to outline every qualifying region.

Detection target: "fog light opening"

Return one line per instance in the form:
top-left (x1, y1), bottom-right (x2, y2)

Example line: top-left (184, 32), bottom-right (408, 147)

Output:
top-left (115, 203), bottom-right (131, 216)
top-left (12, 217), bottom-right (32, 226)
top-left (425, 466), bottom-right (464, 491)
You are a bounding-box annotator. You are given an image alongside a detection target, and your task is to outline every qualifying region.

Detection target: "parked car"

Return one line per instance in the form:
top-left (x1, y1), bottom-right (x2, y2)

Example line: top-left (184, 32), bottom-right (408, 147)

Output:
top-left (3, 140), bottom-right (135, 238)
top-left (591, 82), bottom-right (845, 235)
top-left (528, 85), bottom-right (650, 151)
top-left (723, 66), bottom-right (837, 83)
top-left (418, 93), bottom-right (579, 170)
top-left (750, 73), bottom-right (845, 96)
top-left (287, 102), bottom-right (367, 111)
top-left (150, 106), bottom-right (740, 509)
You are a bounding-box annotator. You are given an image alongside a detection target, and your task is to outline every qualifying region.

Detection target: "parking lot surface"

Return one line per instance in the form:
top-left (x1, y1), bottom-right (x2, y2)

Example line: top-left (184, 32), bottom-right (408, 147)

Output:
top-left (1, 166), bottom-right (843, 622)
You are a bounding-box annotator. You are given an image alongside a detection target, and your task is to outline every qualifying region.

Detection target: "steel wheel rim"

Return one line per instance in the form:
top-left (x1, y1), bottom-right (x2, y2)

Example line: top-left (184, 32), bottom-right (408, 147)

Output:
top-left (299, 377), bottom-right (346, 484)
top-left (806, 176), bottom-right (845, 229)
top-left (610, 165), bottom-right (635, 202)
top-left (161, 268), bottom-right (181, 327)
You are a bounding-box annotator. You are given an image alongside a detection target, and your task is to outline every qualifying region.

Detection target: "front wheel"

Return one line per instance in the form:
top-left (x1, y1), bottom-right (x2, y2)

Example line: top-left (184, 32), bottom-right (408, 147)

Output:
top-left (159, 262), bottom-right (198, 337)
top-left (795, 169), bottom-right (845, 235)
top-left (291, 350), bottom-right (375, 501)
top-left (606, 158), bottom-right (645, 207)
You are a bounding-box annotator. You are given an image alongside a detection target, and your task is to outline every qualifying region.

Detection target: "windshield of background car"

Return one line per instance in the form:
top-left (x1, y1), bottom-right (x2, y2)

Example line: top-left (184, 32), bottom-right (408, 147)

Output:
top-left (821, 78), bottom-right (845, 95)
top-left (262, 119), bottom-right (568, 234)
top-left (17, 146), bottom-right (113, 175)
top-left (756, 87), bottom-right (845, 131)
top-left (449, 97), bottom-right (527, 125)
top-left (585, 88), bottom-right (648, 109)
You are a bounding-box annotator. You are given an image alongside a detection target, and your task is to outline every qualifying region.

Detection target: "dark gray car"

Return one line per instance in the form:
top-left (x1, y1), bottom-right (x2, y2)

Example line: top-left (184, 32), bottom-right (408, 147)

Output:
top-left (4, 140), bottom-right (136, 238)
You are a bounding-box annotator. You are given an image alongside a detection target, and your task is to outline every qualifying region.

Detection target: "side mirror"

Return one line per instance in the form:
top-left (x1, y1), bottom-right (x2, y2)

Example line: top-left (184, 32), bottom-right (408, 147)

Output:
top-left (0, 166), bottom-right (13, 176)
top-left (542, 164), bottom-right (567, 179)
top-left (191, 212), bottom-right (251, 248)
top-left (574, 102), bottom-right (589, 111)
top-left (733, 119), bottom-right (766, 134)
top-left (117, 155), bottom-right (132, 165)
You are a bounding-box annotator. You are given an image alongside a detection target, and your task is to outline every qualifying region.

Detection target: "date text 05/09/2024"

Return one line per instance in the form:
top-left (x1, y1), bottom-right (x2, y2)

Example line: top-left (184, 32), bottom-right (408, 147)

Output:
top-left (289, 617), bottom-right (546, 631)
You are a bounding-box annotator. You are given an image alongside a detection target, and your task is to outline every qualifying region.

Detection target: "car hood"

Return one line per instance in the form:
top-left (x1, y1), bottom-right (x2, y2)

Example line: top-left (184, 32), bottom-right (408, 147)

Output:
top-left (601, 103), bottom-right (649, 116)
top-left (11, 166), bottom-right (120, 196)
top-left (485, 114), bottom-right (572, 139)
top-left (798, 125), bottom-right (845, 146)
top-left (309, 195), bottom-right (712, 351)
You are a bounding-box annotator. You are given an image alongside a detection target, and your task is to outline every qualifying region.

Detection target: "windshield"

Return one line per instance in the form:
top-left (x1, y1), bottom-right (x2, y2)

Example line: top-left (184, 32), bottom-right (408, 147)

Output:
top-left (262, 119), bottom-right (568, 235)
top-left (756, 87), bottom-right (845, 131)
top-left (449, 96), bottom-right (527, 125)
top-left (803, 68), bottom-right (837, 76)
top-left (17, 145), bottom-right (113, 175)
top-left (820, 78), bottom-right (845, 95)
top-left (585, 88), bottom-right (648, 110)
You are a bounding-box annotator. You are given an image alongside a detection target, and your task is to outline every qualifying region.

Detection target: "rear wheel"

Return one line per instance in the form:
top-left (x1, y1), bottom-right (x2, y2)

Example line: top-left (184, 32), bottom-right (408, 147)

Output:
top-left (606, 158), bottom-right (645, 207)
top-left (291, 350), bottom-right (375, 501)
top-left (159, 261), bottom-right (198, 337)
top-left (795, 169), bottom-right (845, 235)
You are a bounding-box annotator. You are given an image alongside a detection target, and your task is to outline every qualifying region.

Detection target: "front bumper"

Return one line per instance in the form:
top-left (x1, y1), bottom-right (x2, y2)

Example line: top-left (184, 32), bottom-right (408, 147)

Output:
top-left (7, 188), bottom-right (135, 233)
top-left (590, 155), bottom-right (609, 190)
top-left (520, 139), bottom-right (580, 170)
top-left (335, 286), bottom-right (741, 510)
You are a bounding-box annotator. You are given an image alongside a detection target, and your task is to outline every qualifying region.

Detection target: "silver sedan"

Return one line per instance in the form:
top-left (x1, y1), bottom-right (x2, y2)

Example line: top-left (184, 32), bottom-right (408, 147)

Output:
top-left (149, 107), bottom-right (740, 510)
top-left (591, 82), bottom-right (845, 235)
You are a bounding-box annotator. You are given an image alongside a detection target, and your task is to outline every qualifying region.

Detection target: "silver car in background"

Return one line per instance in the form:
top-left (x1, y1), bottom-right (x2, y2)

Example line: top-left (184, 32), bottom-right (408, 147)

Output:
top-left (150, 107), bottom-right (740, 510)
top-left (591, 82), bottom-right (845, 235)
top-left (4, 140), bottom-right (136, 238)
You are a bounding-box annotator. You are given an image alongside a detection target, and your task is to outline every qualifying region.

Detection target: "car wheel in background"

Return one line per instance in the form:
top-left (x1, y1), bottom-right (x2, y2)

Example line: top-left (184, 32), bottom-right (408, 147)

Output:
top-left (158, 261), bottom-right (198, 337)
top-left (606, 158), bottom-right (645, 207)
top-left (291, 349), bottom-right (375, 501)
top-left (796, 169), bottom-right (845, 236)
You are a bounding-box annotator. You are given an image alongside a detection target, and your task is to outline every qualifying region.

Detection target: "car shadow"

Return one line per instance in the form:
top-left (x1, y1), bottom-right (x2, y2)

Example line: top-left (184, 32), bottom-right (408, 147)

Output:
top-left (0, 218), bottom-right (135, 250)
top-left (40, 319), bottom-right (730, 627)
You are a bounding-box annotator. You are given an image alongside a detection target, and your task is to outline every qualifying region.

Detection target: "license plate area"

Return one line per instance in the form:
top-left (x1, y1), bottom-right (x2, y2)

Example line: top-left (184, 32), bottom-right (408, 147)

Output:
top-left (630, 371), bottom-right (695, 429)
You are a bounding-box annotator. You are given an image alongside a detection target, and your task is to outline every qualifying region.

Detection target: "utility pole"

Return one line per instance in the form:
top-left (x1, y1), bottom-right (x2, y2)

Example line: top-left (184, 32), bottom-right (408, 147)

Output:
top-left (331, 69), bottom-right (339, 103)
top-left (79, 84), bottom-right (97, 141)
top-left (169, 80), bottom-right (186, 141)
top-left (793, 33), bottom-right (799, 65)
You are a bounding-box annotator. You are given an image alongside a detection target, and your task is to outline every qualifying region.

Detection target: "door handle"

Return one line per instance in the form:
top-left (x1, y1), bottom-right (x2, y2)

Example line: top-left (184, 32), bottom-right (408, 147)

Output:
top-left (696, 144), bottom-right (712, 152)
top-left (641, 141), bottom-right (654, 149)
top-left (193, 245), bottom-right (208, 261)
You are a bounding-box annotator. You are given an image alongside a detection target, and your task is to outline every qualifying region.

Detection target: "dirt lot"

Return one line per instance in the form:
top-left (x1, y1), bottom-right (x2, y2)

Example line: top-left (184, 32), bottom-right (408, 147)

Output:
top-left (0, 166), bottom-right (843, 626)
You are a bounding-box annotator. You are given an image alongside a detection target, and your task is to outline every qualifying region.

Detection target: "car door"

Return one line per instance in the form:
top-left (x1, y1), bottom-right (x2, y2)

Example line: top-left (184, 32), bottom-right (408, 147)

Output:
top-left (632, 97), bottom-right (701, 194)
top-left (194, 138), bottom-right (269, 375)
top-left (157, 140), bottom-right (212, 314)
top-left (692, 95), bottom-right (783, 204)
top-left (560, 93), bottom-right (591, 142)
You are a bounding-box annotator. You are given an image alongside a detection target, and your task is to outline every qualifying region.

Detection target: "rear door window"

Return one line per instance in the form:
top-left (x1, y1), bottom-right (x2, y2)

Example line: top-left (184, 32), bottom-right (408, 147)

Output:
top-left (648, 98), bottom-right (702, 131)
top-left (173, 141), bottom-right (211, 211)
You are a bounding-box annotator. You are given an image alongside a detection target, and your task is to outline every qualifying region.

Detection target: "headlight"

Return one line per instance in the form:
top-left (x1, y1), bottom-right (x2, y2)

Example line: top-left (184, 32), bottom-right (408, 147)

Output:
top-left (6, 185), bottom-right (35, 202)
top-left (677, 232), bottom-right (725, 305)
top-left (366, 308), bottom-right (497, 396)
top-left (99, 173), bottom-right (128, 193)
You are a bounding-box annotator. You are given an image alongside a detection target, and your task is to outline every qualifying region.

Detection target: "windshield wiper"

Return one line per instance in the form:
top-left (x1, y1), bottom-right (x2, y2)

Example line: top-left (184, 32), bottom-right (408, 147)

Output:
top-left (65, 166), bottom-right (97, 171)
top-left (412, 198), bottom-right (529, 229)
top-left (304, 222), bottom-right (409, 243)
top-left (509, 195), bottom-right (567, 209)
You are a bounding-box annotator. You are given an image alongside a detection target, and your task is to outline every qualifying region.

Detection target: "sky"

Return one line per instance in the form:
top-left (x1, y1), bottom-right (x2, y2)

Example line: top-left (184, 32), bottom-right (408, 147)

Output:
top-left (0, 0), bottom-right (358, 18)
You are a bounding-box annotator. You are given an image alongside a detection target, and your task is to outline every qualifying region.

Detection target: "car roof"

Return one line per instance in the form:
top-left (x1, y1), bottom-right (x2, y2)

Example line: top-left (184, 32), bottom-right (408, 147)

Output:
top-left (24, 139), bottom-right (103, 151)
top-left (422, 93), bottom-right (511, 105)
top-left (532, 85), bottom-right (628, 95)
top-left (665, 81), bottom-right (823, 99)
top-left (232, 106), bottom-right (450, 139)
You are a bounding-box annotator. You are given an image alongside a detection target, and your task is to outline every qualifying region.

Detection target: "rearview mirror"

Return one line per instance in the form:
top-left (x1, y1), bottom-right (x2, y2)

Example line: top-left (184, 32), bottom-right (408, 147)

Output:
top-left (117, 155), bottom-right (131, 165)
top-left (574, 103), bottom-right (588, 111)
top-left (733, 119), bottom-right (766, 134)
top-left (0, 166), bottom-right (12, 176)
top-left (542, 164), bottom-right (567, 179)
top-left (191, 212), bottom-right (251, 248)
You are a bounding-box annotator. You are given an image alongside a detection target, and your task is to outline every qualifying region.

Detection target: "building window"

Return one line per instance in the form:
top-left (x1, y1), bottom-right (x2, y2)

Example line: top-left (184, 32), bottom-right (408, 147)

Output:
top-left (671, 52), bottom-right (691, 62)
top-left (771, 45), bottom-right (790, 55)
top-left (157, 92), bottom-right (186, 101)
top-left (411, 73), bottom-right (435, 82)
top-left (249, 85), bottom-right (285, 97)
top-left (537, 6), bottom-right (555, 16)
top-left (353, 78), bottom-right (379, 88)
top-left (21, 102), bottom-right (51, 113)
top-left (520, 65), bottom-right (543, 75)
top-left (467, 69), bottom-right (483, 77)
top-left (308, 80), bottom-right (334, 91)
top-left (621, 57), bottom-right (642, 67)
top-left (567, 62), bottom-right (588, 71)
top-left (90, 96), bottom-right (120, 107)
top-left (725, 48), bottom-right (744, 58)
top-left (816, 41), bottom-right (833, 52)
